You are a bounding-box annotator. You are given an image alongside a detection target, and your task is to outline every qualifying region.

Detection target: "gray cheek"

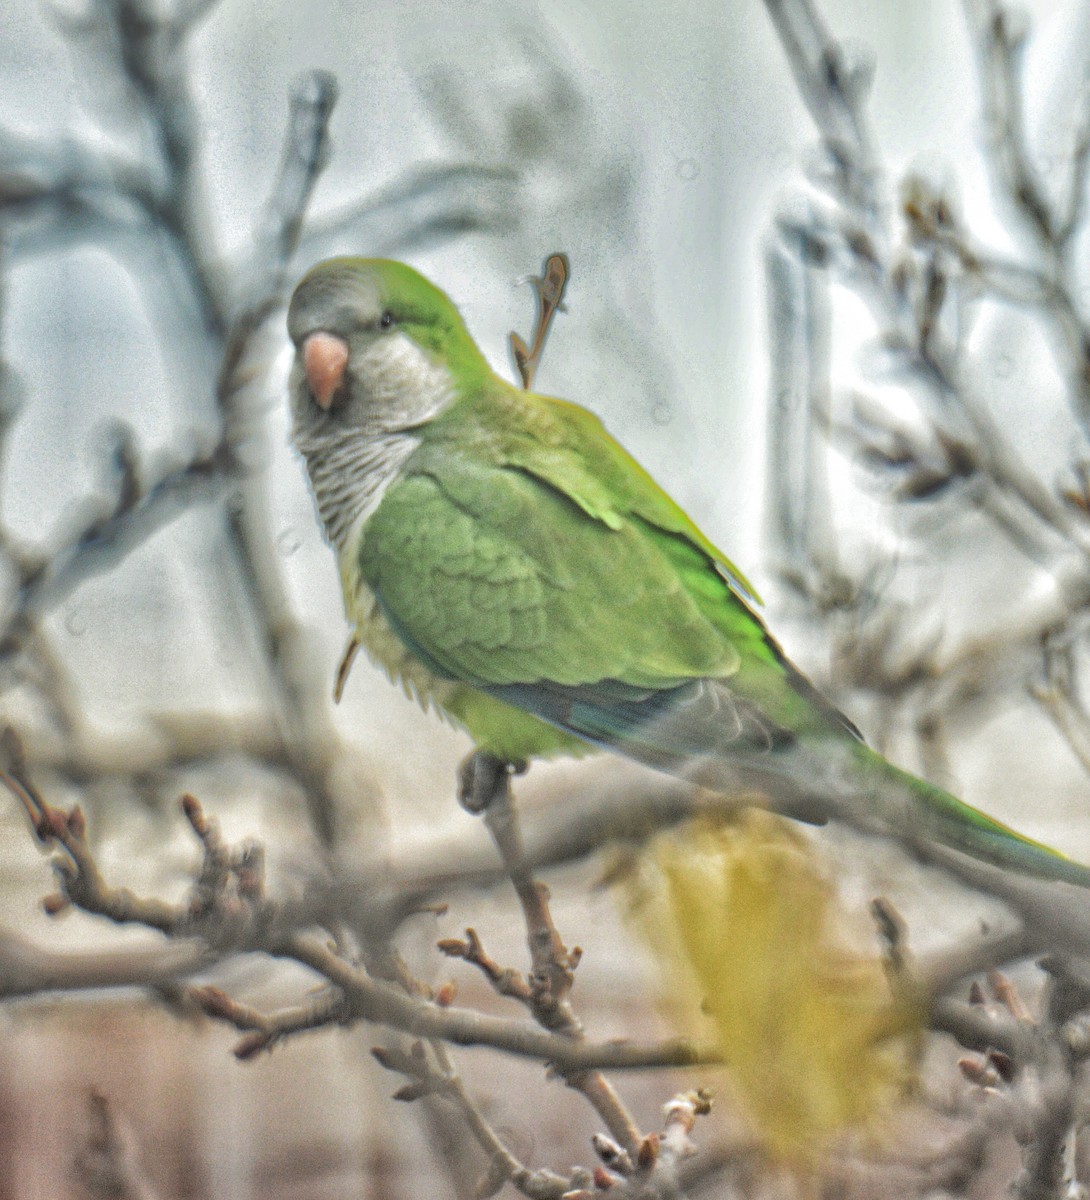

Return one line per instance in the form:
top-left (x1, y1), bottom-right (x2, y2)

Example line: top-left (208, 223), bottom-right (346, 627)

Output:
top-left (353, 333), bottom-right (454, 431)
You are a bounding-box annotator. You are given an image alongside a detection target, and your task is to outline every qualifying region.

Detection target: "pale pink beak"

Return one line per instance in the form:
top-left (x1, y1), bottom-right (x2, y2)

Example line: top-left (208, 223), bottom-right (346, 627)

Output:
top-left (303, 332), bottom-right (349, 411)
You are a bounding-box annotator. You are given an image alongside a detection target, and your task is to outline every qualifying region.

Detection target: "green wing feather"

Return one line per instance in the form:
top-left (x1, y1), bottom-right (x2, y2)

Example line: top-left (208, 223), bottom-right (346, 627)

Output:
top-left (361, 385), bottom-right (842, 746)
top-left (487, 393), bottom-right (763, 605)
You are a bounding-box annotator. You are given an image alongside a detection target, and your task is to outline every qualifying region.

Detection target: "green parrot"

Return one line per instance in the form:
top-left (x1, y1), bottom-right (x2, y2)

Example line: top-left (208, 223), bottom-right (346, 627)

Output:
top-left (287, 256), bottom-right (1090, 888)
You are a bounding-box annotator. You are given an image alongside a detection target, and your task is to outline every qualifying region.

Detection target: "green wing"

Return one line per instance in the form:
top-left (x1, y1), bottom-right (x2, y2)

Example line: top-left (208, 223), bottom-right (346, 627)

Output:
top-left (488, 394), bottom-right (763, 605)
top-left (363, 462), bottom-right (741, 688)
top-left (361, 393), bottom-right (847, 760)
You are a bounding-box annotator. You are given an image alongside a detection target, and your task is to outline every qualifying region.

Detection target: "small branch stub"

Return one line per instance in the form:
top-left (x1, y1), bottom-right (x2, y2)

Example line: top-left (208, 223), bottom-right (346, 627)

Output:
top-left (510, 253), bottom-right (570, 390)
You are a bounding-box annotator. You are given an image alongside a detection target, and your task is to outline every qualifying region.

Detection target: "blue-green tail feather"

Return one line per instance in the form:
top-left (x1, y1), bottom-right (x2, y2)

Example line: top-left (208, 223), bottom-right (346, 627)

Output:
top-left (868, 748), bottom-right (1090, 888)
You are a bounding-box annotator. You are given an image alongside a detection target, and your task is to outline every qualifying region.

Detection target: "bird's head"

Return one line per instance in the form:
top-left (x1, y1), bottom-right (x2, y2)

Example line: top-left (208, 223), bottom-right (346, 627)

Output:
top-left (287, 257), bottom-right (489, 444)
top-left (286, 258), bottom-right (490, 551)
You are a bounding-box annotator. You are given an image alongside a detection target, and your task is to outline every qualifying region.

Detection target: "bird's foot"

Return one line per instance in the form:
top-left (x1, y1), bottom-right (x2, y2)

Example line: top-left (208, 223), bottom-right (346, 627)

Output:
top-left (458, 750), bottom-right (524, 813)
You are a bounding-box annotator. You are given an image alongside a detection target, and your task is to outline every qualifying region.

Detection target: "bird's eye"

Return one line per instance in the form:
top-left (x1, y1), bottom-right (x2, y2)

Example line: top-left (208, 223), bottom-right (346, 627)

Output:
top-left (379, 310), bottom-right (394, 330)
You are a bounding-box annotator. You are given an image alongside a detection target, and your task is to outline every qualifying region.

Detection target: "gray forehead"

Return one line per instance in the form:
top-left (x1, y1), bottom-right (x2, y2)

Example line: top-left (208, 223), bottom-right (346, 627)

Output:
top-left (287, 268), bottom-right (382, 344)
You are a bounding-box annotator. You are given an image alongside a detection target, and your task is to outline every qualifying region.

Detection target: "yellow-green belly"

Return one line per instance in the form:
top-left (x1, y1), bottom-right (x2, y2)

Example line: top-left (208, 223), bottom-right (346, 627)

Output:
top-left (342, 555), bottom-right (590, 763)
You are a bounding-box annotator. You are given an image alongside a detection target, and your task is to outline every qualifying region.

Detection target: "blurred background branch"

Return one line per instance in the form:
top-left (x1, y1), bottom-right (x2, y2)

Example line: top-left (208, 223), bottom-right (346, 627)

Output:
top-left (762, 0), bottom-right (1090, 1190)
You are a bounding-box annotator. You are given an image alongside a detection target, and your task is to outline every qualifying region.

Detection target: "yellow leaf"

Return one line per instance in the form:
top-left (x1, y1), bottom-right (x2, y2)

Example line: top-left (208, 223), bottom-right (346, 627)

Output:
top-left (625, 811), bottom-right (920, 1166)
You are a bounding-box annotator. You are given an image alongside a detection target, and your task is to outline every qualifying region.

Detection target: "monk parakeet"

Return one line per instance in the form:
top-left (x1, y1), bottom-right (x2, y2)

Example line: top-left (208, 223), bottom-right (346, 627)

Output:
top-left (287, 256), bottom-right (1090, 887)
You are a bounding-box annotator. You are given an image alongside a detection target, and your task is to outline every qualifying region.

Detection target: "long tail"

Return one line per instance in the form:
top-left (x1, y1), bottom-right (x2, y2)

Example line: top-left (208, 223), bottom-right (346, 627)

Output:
top-left (680, 736), bottom-right (1090, 888)
top-left (488, 672), bottom-right (1090, 887)
top-left (852, 742), bottom-right (1090, 888)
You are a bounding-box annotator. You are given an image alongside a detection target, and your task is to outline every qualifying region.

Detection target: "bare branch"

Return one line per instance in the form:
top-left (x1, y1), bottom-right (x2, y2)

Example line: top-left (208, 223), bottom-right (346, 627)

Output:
top-left (74, 1090), bottom-right (161, 1200)
top-left (509, 252), bottom-right (569, 389)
